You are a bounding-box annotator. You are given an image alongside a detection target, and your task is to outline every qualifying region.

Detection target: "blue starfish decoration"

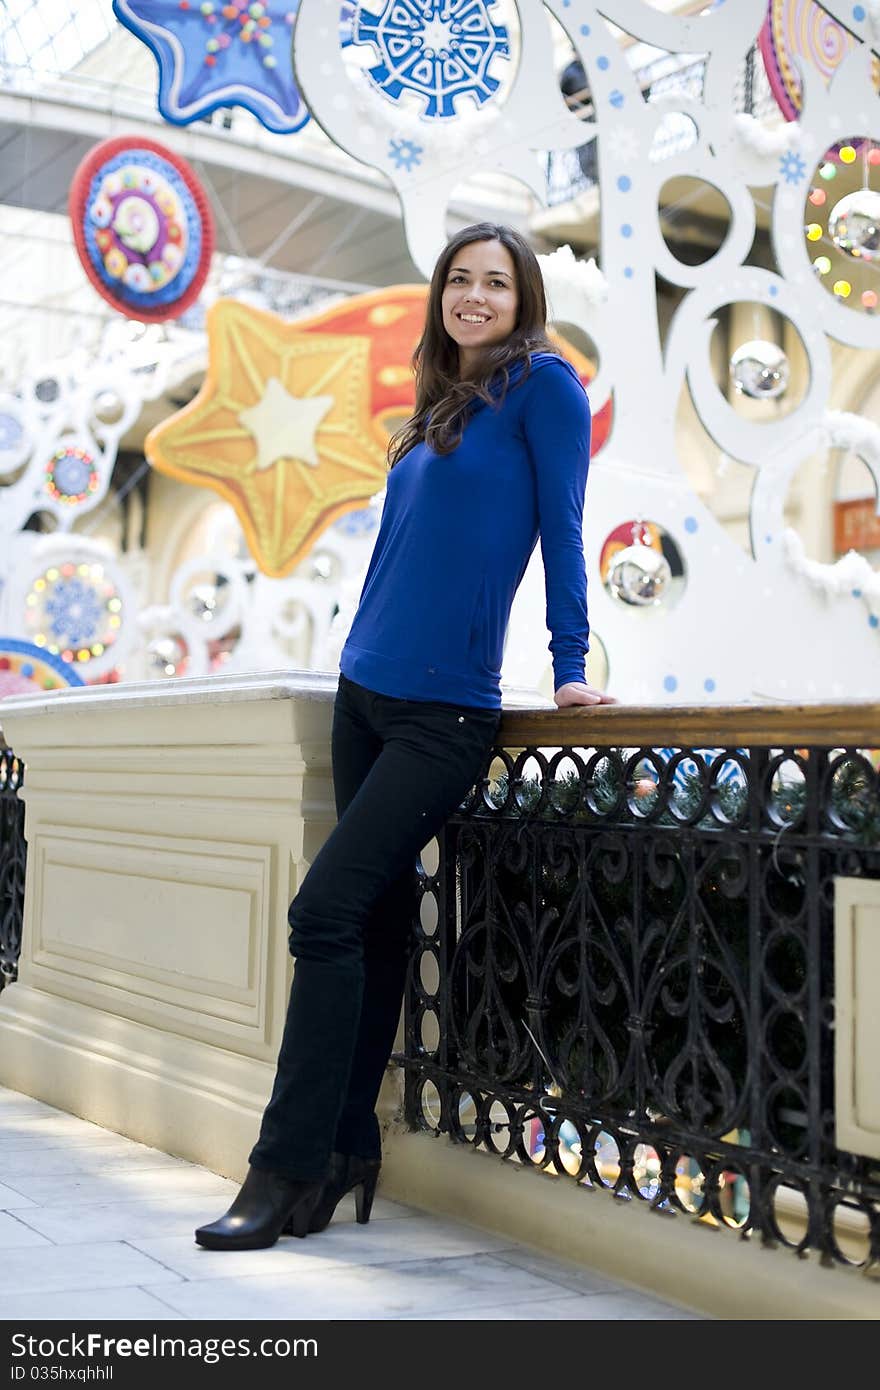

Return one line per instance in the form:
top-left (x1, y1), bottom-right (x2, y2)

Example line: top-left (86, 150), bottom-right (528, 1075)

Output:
top-left (113, 0), bottom-right (323, 133)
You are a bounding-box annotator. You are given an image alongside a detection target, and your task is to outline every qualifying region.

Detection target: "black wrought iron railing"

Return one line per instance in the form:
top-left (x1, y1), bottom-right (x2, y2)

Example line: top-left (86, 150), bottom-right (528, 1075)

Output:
top-left (400, 704), bottom-right (880, 1272)
top-left (0, 744), bottom-right (25, 993)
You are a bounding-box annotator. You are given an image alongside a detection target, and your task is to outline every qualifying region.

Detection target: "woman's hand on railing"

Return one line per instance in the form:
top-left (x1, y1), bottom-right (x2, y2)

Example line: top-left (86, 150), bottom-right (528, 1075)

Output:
top-left (553, 681), bottom-right (618, 708)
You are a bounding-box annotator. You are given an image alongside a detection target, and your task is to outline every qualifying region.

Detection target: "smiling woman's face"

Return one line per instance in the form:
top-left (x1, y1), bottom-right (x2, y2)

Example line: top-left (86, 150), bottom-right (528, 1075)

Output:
top-left (440, 238), bottom-right (519, 372)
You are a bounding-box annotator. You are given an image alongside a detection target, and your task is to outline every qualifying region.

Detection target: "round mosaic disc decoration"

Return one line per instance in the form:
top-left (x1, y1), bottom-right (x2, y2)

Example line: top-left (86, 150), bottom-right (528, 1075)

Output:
top-left (45, 446), bottom-right (100, 506)
top-left (350, 0), bottom-right (511, 118)
top-left (0, 638), bottom-right (85, 697)
top-left (69, 136), bottom-right (215, 322)
top-left (22, 561), bottom-right (126, 667)
top-left (759, 1), bottom-right (880, 121)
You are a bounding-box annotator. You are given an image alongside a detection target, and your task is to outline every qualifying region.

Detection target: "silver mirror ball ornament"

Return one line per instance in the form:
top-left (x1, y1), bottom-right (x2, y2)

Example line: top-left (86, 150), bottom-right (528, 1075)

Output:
top-left (188, 583), bottom-right (220, 622)
top-left (607, 544), bottom-right (672, 606)
top-left (147, 634), bottom-right (186, 676)
top-left (828, 188), bottom-right (880, 263)
top-left (729, 340), bottom-right (790, 399)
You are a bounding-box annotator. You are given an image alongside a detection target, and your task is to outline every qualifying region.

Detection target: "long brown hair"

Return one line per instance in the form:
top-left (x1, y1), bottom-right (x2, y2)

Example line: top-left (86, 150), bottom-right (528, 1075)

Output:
top-left (387, 223), bottom-right (556, 469)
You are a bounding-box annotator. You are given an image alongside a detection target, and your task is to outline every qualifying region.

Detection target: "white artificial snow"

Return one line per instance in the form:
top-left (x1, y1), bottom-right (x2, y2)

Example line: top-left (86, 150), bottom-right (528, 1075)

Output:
top-left (538, 243), bottom-right (609, 324)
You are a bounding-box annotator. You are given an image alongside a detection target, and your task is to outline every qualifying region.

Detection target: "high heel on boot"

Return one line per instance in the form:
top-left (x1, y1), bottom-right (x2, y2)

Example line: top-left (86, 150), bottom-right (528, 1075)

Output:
top-left (353, 1159), bottom-right (379, 1225)
top-left (284, 1152), bottom-right (381, 1235)
top-left (194, 1165), bottom-right (324, 1250)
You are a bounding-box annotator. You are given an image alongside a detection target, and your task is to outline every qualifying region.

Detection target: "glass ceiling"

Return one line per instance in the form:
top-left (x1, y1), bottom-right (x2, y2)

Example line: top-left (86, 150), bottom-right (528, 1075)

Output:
top-left (0, 0), bottom-right (714, 76)
top-left (0, 0), bottom-right (115, 74)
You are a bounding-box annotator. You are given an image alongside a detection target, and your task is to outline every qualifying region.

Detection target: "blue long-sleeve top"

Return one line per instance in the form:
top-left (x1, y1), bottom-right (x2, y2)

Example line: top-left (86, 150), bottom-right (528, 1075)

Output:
top-left (339, 350), bottom-right (591, 709)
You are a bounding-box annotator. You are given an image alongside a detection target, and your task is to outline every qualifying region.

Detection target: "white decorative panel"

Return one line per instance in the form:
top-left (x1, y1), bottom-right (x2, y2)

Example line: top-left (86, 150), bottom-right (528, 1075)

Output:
top-left (835, 876), bottom-right (880, 1159)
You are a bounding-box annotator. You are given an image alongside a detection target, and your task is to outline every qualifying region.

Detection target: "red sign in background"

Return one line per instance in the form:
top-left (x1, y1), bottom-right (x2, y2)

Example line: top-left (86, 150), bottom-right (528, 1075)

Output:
top-left (834, 497), bottom-right (880, 554)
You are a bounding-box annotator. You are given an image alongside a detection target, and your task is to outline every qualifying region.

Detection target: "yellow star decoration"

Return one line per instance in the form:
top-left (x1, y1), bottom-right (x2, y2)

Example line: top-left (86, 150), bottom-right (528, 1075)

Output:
top-left (145, 299), bottom-right (389, 577)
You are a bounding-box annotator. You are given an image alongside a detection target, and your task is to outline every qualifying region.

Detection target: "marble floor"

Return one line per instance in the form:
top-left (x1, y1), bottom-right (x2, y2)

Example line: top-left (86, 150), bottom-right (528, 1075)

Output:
top-left (0, 1085), bottom-right (702, 1321)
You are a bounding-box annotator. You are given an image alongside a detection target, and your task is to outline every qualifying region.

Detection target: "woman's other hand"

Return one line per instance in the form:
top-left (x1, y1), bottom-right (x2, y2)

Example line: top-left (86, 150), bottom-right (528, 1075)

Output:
top-left (553, 681), bottom-right (618, 708)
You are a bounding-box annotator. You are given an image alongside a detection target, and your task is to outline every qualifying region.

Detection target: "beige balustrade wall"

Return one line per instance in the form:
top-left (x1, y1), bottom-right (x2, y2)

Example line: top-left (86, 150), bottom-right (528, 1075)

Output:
top-left (0, 672), bottom-right (370, 1180)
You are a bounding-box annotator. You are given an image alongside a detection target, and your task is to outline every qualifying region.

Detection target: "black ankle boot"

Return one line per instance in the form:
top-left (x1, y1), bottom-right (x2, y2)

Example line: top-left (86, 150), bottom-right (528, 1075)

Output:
top-left (195, 1165), bottom-right (324, 1250)
top-left (285, 1151), bottom-right (381, 1235)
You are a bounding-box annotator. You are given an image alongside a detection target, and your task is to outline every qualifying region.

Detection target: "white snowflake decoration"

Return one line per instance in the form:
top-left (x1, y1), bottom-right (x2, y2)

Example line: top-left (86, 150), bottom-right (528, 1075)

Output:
top-left (605, 126), bottom-right (640, 164)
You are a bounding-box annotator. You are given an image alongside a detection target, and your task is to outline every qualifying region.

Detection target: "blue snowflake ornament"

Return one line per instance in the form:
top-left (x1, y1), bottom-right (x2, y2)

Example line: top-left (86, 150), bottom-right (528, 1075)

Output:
top-left (388, 136), bottom-right (423, 170)
top-left (779, 151), bottom-right (807, 186)
top-left (353, 0), bottom-right (511, 119)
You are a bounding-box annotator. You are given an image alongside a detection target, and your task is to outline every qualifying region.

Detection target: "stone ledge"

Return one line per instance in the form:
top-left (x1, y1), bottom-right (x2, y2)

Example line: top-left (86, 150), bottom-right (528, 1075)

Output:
top-left (378, 1128), bottom-right (880, 1321)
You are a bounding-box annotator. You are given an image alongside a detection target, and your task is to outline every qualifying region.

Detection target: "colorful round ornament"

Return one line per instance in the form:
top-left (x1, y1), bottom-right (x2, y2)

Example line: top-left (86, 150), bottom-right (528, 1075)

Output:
top-left (45, 445), bottom-right (100, 506)
top-left (22, 561), bottom-right (126, 669)
top-left (803, 140), bottom-right (880, 318)
top-left (759, 0), bottom-right (880, 121)
top-left (0, 639), bottom-right (85, 698)
top-left (69, 136), bottom-right (214, 322)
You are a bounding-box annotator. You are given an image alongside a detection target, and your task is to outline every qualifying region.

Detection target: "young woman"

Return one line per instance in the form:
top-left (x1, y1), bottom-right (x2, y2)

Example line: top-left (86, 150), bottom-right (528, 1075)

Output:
top-left (195, 222), bottom-right (616, 1251)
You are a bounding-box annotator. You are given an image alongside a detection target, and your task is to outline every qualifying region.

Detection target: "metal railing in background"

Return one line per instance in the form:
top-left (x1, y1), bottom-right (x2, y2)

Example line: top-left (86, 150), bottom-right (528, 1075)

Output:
top-left (401, 704), bottom-right (880, 1272)
top-left (0, 745), bottom-right (25, 993)
top-left (546, 44), bottom-right (780, 207)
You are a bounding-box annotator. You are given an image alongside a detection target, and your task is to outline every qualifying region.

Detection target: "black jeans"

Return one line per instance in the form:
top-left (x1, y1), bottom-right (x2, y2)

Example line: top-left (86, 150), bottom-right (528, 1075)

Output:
top-left (249, 672), bottom-right (501, 1180)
